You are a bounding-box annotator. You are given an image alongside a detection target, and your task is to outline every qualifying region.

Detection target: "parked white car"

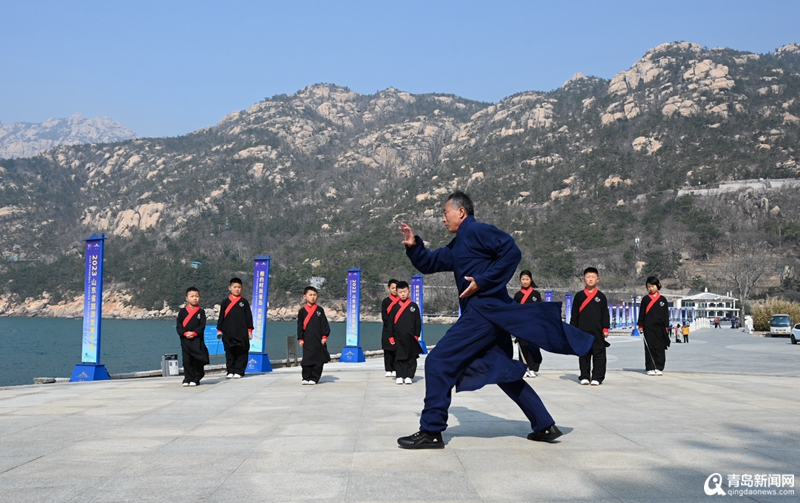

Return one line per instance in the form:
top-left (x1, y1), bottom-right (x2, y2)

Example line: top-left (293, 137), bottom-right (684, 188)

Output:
top-left (791, 323), bottom-right (800, 345)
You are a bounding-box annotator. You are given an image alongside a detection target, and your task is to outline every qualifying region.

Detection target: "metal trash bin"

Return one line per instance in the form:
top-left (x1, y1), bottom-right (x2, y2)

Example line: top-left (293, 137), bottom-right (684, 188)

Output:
top-left (161, 353), bottom-right (179, 377)
top-left (286, 335), bottom-right (298, 367)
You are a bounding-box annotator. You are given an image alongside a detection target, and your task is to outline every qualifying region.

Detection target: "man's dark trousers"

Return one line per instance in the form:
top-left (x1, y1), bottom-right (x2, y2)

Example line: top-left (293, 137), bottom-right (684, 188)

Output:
top-left (420, 308), bottom-right (554, 433)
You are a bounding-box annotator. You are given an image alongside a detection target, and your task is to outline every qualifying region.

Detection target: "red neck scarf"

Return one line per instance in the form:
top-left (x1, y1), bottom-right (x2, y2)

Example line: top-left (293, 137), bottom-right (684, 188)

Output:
top-left (182, 305), bottom-right (200, 327)
top-left (303, 303), bottom-right (317, 330)
top-left (386, 294), bottom-right (400, 313)
top-left (645, 292), bottom-right (661, 314)
top-left (394, 299), bottom-right (412, 323)
top-left (519, 287), bottom-right (534, 304)
top-left (579, 288), bottom-right (598, 312)
top-left (224, 295), bottom-right (241, 318)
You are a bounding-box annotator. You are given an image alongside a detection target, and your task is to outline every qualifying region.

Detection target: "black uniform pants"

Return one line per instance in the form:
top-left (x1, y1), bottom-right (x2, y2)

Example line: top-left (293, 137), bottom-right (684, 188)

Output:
top-left (644, 344), bottom-right (666, 371)
top-left (182, 351), bottom-right (206, 383)
top-left (302, 363), bottom-right (324, 383)
top-left (395, 358), bottom-right (417, 379)
top-left (223, 339), bottom-right (249, 375)
top-left (579, 339), bottom-right (607, 382)
top-left (383, 349), bottom-right (396, 372)
top-left (518, 342), bottom-right (542, 372)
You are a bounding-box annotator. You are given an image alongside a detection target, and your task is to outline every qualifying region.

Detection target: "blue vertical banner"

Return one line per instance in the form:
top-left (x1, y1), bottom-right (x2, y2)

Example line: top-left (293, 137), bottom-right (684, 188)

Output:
top-left (544, 290), bottom-right (554, 302)
top-left (615, 304), bottom-right (620, 328)
top-left (633, 296), bottom-right (640, 325)
top-left (411, 274), bottom-right (428, 354)
top-left (564, 293), bottom-right (573, 324)
top-left (608, 304), bottom-right (613, 329)
top-left (247, 255), bottom-right (272, 373)
top-left (70, 233), bottom-right (110, 382)
top-left (340, 267), bottom-right (365, 362)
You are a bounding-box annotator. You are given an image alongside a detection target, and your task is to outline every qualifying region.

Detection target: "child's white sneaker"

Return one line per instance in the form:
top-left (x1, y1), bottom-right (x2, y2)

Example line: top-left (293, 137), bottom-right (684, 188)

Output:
top-left (233, 374), bottom-right (242, 379)
top-left (189, 382), bottom-right (197, 387)
top-left (404, 378), bottom-right (412, 385)
top-left (226, 373), bottom-right (234, 379)
top-left (182, 382), bottom-right (189, 387)
top-left (580, 379), bottom-right (590, 385)
top-left (396, 378), bottom-right (404, 385)
top-left (590, 380), bottom-right (600, 386)
top-left (301, 380), bottom-right (310, 385)
top-left (529, 371), bottom-right (537, 378)
top-left (654, 369), bottom-right (663, 376)
top-left (646, 370), bottom-right (656, 376)
top-left (391, 371), bottom-right (396, 377)
top-left (385, 371), bottom-right (392, 377)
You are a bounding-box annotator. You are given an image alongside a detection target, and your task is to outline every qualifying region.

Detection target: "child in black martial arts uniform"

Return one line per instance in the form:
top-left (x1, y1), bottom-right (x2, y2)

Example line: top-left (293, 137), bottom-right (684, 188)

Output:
top-left (638, 276), bottom-right (671, 375)
top-left (176, 286), bottom-right (209, 387)
top-left (297, 286), bottom-right (331, 385)
top-left (512, 270), bottom-right (543, 378)
top-left (216, 277), bottom-right (253, 379)
top-left (570, 267), bottom-right (610, 386)
top-left (388, 281), bottom-right (422, 385)
top-left (380, 279), bottom-right (400, 378)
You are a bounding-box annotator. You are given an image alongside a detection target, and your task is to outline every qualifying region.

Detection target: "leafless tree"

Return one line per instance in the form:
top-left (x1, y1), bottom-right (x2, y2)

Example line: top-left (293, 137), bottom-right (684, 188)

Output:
top-left (715, 245), bottom-right (774, 318)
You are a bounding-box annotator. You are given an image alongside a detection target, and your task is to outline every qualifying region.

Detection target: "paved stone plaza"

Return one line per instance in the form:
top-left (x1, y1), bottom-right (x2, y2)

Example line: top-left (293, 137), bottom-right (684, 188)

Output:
top-left (0, 327), bottom-right (798, 502)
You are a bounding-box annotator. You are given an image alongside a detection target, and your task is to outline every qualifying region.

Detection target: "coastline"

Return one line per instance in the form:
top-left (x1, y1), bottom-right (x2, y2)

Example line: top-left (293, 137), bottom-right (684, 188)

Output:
top-left (0, 292), bottom-right (459, 324)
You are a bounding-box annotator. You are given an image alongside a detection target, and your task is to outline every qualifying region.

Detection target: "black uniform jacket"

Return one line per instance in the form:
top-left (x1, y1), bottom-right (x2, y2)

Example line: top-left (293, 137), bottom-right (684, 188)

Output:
top-left (388, 300), bottom-right (423, 361)
top-left (381, 295), bottom-right (400, 351)
top-left (570, 288), bottom-right (610, 345)
top-left (217, 295), bottom-right (254, 348)
top-left (297, 304), bottom-right (331, 366)
top-left (176, 306), bottom-right (210, 364)
top-left (638, 293), bottom-right (671, 350)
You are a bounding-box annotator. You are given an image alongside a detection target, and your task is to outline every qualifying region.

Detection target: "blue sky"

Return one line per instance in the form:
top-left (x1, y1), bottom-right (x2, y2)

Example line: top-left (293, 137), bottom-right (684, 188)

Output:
top-left (1, 0), bottom-right (797, 138)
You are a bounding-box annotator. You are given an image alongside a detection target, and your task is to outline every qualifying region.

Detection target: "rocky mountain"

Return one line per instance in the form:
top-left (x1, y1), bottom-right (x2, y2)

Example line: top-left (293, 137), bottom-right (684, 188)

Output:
top-left (0, 113), bottom-right (137, 159)
top-left (1, 41), bottom-right (799, 317)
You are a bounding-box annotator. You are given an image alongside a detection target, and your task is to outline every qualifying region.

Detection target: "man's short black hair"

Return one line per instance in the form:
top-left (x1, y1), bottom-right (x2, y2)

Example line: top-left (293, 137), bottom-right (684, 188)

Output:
top-left (304, 286), bottom-right (318, 295)
top-left (447, 190), bottom-right (474, 216)
top-left (395, 281), bottom-right (410, 290)
top-left (646, 275), bottom-right (662, 290)
top-left (185, 286), bottom-right (199, 295)
top-left (583, 267), bottom-right (599, 277)
top-left (519, 270), bottom-right (538, 289)
top-left (388, 279), bottom-right (399, 287)
top-left (229, 277), bottom-right (243, 286)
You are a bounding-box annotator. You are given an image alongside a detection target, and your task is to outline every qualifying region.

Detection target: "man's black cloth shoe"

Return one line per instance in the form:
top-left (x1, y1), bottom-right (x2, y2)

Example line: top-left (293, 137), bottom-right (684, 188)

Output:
top-left (527, 425), bottom-right (563, 443)
top-left (397, 430), bottom-right (445, 449)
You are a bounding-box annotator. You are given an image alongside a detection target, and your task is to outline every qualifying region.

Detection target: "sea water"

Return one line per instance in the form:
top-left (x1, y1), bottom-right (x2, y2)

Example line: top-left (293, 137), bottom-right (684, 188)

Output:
top-left (0, 317), bottom-right (451, 387)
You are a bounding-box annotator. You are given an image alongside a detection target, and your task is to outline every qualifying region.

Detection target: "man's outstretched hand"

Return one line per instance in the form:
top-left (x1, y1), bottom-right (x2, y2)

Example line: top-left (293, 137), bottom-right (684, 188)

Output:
top-left (399, 222), bottom-right (416, 247)
top-left (459, 276), bottom-right (480, 298)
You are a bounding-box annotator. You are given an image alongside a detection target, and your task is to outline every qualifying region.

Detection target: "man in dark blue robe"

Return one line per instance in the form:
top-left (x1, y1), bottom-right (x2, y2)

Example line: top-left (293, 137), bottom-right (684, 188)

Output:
top-left (397, 191), bottom-right (593, 449)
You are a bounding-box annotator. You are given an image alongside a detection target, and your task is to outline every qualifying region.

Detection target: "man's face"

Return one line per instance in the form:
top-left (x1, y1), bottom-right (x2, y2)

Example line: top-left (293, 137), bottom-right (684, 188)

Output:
top-left (442, 201), bottom-right (466, 233)
top-left (583, 273), bottom-right (599, 289)
top-left (389, 283), bottom-right (397, 296)
top-left (186, 291), bottom-right (200, 307)
top-left (229, 283), bottom-right (242, 297)
top-left (304, 290), bottom-right (318, 305)
top-left (397, 287), bottom-right (410, 301)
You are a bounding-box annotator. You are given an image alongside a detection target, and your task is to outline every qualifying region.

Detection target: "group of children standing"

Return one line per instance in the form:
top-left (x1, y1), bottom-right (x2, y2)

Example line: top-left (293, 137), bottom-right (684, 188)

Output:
top-left (381, 279), bottom-right (424, 385)
top-left (177, 270), bottom-right (680, 388)
top-left (175, 278), bottom-right (333, 387)
top-left (175, 278), bottom-right (255, 386)
top-left (512, 268), bottom-right (681, 385)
